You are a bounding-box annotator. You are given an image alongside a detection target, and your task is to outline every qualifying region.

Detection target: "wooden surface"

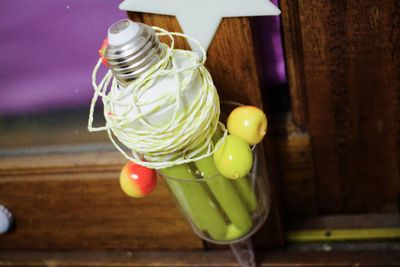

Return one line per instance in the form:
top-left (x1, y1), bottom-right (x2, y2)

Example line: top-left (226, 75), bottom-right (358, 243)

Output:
top-left (269, 114), bottom-right (317, 215)
top-left (286, 213), bottom-right (400, 243)
top-left (1, 250), bottom-right (399, 267)
top-left (287, 213), bottom-right (400, 230)
top-left (5, 113), bottom-right (395, 249)
top-left (0, 117), bottom-right (297, 251)
top-left (0, 109), bottom-right (107, 149)
top-left (279, 1), bottom-right (308, 129)
top-left (280, 0), bottom-right (400, 213)
top-left (0, 151), bottom-right (202, 250)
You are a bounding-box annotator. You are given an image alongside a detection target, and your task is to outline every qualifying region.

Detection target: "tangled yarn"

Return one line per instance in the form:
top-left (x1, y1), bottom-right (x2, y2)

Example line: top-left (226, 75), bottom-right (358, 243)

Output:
top-left (88, 27), bottom-right (226, 169)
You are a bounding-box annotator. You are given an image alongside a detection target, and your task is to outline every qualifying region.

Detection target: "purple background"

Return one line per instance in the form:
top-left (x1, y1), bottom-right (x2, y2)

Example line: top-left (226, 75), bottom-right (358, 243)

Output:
top-left (0, 0), bottom-right (285, 115)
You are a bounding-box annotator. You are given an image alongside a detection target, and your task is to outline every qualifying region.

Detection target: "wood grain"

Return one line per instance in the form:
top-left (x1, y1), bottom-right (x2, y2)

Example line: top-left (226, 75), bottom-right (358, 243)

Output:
top-left (270, 114), bottom-right (317, 215)
top-left (281, 0), bottom-right (400, 213)
top-left (0, 115), bottom-right (310, 249)
top-left (287, 213), bottom-right (400, 230)
top-left (1, 250), bottom-right (400, 267)
top-left (0, 151), bottom-right (124, 176)
top-left (0, 110), bottom-right (108, 149)
top-left (0, 155), bottom-right (202, 250)
top-left (280, 0), bottom-right (308, 129)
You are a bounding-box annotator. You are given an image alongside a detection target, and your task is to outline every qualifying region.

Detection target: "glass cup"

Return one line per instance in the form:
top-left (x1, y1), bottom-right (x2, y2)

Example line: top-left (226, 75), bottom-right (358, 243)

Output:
top-left (158, 102), bottom-right (270, 244)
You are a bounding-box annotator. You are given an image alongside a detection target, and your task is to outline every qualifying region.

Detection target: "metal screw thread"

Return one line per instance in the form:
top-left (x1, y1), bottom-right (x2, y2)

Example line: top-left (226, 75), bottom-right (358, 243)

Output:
top-left (105, 20), bottom-right (165, 87)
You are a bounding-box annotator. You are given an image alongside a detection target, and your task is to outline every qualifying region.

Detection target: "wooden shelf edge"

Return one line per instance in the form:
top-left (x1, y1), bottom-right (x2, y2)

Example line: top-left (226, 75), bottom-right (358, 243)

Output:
top-left (0, 150), bottom-right (125, 176)
top-left (1, 250), bottom-right (399, 266)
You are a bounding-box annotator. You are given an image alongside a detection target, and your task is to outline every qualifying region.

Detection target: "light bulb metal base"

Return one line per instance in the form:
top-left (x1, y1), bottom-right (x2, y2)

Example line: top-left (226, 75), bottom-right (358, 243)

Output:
top-left (105, 20), bottom-right (165, 86)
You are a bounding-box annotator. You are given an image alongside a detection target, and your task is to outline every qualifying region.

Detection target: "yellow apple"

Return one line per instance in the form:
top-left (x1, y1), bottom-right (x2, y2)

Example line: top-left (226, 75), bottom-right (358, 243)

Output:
top-left (227, 106), bottom-right (267, 145)
top-left (213, 135), bottom-right (253, 179)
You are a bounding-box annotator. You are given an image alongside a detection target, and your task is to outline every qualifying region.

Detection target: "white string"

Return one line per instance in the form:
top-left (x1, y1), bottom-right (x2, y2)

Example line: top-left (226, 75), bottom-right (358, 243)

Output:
top-left (88, 27), bottom-right (227, 169)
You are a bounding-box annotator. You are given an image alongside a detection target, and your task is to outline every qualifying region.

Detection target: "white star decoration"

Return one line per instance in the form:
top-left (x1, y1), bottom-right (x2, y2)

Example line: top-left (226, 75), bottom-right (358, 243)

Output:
top-left (119, 0), bottom-right (280, 54)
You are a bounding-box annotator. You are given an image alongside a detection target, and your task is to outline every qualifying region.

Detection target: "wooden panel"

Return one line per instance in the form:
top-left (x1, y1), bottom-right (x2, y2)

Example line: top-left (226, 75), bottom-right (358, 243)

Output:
top-left (288, 213), bottom-right (400, 230)
top-left (0, 152), bottom-right (202, 250)
top-left (1, 250), bottom-right (400, 267)
top-left (0, 124), bottom-right (299, 251)
top-left (280, 0), bottom-right (308, 129)
top-left (280, 0), bottom-right (400, 213)
top-left (0, 151), bottom-right (123, 176)
top-left (270, 114), bottom-right (317, 215)
top-left (286, 213), bottom-right (400, 243)
top-left (0, 109), bottom-right (108, 149)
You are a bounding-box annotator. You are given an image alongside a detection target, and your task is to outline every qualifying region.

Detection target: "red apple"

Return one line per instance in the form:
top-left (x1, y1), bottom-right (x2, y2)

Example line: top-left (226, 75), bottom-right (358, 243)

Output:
top-left (119, 161), bottom-right (157, 198)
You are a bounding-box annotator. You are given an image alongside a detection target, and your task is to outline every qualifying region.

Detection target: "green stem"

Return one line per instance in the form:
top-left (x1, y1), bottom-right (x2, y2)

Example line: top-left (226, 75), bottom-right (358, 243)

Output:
top-left (233, 177), bottom-right (258, 212)
top-left (160, 164), bottom-right (228, 241)
top-left (194, 150), bottom-right (253, 237)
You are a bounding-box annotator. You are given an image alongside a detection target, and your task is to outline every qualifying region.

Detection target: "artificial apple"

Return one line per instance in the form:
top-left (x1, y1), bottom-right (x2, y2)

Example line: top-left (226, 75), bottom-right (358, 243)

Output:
top-left (119, 161), bottom-right (157, 198)
top-left (227, 106), bottom-right (267, 145)
top-left (213, 135), bottom-right (253, 179)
